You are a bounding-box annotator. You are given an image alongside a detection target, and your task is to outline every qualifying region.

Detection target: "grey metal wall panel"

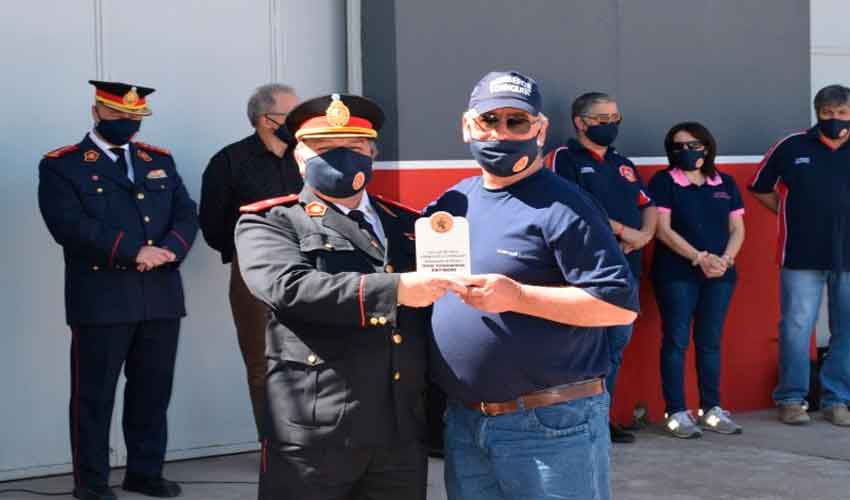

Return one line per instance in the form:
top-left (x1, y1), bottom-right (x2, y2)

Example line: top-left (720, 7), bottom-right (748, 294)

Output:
top-left (362, 0), bottom-right (811, 160)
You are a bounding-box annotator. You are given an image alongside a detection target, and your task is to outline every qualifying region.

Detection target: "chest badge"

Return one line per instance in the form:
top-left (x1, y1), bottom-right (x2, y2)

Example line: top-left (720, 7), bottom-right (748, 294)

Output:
top-left (83, 150), bottom-right (100, 162)
top-left (794, 157), bottom-right (811, 166)
top-left (137, 149), bottom-right (153, 162)
top-left (305, 201), bottom-right (328, 217)
top-left (619, 165), bottom-right (637, 182)
top-left (146, 169), bottom-right (168, 179)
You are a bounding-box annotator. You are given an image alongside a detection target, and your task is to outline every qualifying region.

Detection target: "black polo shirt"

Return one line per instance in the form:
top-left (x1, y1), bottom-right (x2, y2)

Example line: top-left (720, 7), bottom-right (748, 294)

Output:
top-left (200, 133), bottom-right (303, 263)
top-left (749, 127), bottom-right (850, 271)
top-left (545, 138), bottom-right (653, 277)
top-left (649, 169), bottom-right (744, 283)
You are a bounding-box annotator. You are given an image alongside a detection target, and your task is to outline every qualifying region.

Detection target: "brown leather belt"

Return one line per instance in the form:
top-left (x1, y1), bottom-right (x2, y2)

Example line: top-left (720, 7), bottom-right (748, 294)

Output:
top-left (465, 379), bottom-right (605, 417)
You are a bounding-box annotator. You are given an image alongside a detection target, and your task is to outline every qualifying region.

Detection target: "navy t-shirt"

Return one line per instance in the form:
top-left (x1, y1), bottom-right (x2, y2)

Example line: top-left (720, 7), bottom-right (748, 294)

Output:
top-left (648, 168), bottom-right (744, 283)
top-left (426, 168), bottom-right (639, 403)
top-left (749, 127), bottom-right (850, 271)
top-left (545, 139), bottom-right (654, 278)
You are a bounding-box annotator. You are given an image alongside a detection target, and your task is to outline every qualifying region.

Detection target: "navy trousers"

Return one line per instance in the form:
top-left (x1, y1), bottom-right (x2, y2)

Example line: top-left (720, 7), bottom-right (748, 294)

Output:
top-left (69, 319), bottom-right (180, 489)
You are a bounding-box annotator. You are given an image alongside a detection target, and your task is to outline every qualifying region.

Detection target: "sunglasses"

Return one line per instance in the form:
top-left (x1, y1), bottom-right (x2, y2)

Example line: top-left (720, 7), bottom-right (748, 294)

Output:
top-left (671, 140), bottom-right (705, 151)
top-left (474, 112), bottom-right (539, 135)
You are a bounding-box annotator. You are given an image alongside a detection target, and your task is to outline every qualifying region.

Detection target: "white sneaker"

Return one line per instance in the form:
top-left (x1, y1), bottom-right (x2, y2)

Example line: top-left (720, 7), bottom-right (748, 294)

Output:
top-left (698, 406), bottom-right (742, 434)
top-left (664, 410), bottom-right (702, 439)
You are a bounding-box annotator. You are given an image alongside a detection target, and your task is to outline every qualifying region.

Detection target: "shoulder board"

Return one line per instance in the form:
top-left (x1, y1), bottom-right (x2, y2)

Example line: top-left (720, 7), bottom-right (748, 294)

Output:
top-left (371, 193), bottom-right (422, 218)
top-left (134, 141), bottom-right (171, 156)
top-left (43, 144), bottom-right (79, 159)
top-left (239, 194), bottom-right (299, 213)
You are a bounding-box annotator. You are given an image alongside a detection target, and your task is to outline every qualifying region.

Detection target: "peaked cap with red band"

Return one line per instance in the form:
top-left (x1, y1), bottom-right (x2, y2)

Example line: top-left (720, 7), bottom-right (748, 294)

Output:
top-left (89, 80), bottom-right (155, 116)
top-left (285, 93), bottom-right (384, 140)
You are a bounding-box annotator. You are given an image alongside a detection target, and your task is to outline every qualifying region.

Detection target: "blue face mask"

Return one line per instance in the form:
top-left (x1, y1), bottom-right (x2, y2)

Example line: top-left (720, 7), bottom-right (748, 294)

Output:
top-left (818, 118), bottom-right (850, 140)
top-left (469, 137), bottom-right (539, 177)
top-left (585, 123), bottom-right (619, 147)
top-left (304, 147), bottom-right (373, 198)
top-left (95, 117), bottom-right (141, 146)
top-left (674, 149), bottom-right (705, 171)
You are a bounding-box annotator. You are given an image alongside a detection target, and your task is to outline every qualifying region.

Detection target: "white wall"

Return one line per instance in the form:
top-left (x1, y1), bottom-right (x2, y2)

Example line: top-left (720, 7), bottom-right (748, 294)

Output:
top-left (811, 0), bottom-right (850, 346)
top-left (0, 0), bottom-right (346, 481)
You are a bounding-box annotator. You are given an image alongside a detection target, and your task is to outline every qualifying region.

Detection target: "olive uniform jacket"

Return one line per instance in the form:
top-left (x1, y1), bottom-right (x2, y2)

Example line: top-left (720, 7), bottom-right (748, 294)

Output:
top-left (234, 188), bottom-right (428, 448)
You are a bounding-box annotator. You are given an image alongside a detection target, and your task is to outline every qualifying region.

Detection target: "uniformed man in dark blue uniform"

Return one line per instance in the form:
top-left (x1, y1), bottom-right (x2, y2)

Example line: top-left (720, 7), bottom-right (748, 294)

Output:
top-left (235, 94), bottom-right (457, 500)
top-left (38, 81), bottom-right (198, 500)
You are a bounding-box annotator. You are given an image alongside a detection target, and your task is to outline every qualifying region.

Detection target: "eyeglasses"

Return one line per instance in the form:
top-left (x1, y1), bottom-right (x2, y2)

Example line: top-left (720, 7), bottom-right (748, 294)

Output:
top-left (473, 112), bottom-right (539, 135)
top-left (265, 113), bottom-right (288, 125)
top-left (581, 113), bottom-right (622, 125)
top-left (671, 140), bottom-right (705, 151)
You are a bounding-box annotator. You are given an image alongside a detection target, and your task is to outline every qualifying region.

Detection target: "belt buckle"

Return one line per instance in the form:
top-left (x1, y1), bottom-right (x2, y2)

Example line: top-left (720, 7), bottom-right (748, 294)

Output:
top-left (479, 402), bottom-right (489, 416)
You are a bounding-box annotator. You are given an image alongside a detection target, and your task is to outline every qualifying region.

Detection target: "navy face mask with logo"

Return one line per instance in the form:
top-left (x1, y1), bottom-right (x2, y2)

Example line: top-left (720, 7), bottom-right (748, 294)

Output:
top-left (95, 116), bottom-right (141, 146)
top-left (674, 149), bottom-right (706, 171)
top-left (469, 137), bottom-right (539, 177)
top-left (304, 147), bottom-right (373, 198)
top-left (585, 123), bottom-right (619, 147)
top-left (819, 118), bottom-right (850, 140)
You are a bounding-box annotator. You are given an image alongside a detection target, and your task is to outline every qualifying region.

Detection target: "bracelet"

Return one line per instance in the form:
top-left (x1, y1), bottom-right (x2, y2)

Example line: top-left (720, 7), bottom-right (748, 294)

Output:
top-left (691, 251), bottom-right (707, 266)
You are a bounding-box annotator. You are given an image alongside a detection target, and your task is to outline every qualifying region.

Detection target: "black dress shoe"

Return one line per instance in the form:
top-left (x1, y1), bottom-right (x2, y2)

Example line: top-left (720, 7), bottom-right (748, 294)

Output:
top-left (72, 485), bottom-right (117, 500)
top-left (610, 424), bottom-right (636, 444)
top-left (122, 474), bottom-right (182, 498)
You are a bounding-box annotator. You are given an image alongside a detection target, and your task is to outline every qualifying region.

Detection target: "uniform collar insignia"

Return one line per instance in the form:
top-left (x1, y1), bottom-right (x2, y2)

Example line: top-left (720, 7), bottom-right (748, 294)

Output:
top-left (305, 201), bottom-right (328, 217)
top-left (83, 150), bottom-right (100, 162)
top-left (137, 149), bottom-right (153, 162)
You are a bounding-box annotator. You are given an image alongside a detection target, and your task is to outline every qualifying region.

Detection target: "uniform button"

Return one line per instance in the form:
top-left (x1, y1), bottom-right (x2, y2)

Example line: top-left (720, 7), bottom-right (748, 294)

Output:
top-left (392, 333), bottom-right (403, 344)
top-left (369, 317), bottom-right (379, 326)
top-left (384, 264), bottom-right (394, 273)
top-left (143, 216), bottom-right (151, 223)
top-left (324, 243), bottom-right (334, 249)
top-left (91, 265), bottom-right (99, 271)
top-left (307, 354), bottom-right (318, 365)
top-left (147, 240), bottom-right (155, 245)
top-left (137, 193), bottom-right (145, 200)
top-left (96, 187), bottom-right (104, 193)
top-left (378, 316), bottom-right (387, 325)
top-left (393, 371), bottom-right (401, 381)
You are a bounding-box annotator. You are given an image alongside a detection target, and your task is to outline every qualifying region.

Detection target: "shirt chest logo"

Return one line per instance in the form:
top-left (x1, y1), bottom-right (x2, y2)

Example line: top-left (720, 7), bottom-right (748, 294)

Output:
top-left (619, 165), bottom-right (637, 182)
top-left (579, 165), bottom-right (596, 174)
top-left (713, 191), bottom-right (731, 200)
top-left (794, 157), bottom-right (811, 166)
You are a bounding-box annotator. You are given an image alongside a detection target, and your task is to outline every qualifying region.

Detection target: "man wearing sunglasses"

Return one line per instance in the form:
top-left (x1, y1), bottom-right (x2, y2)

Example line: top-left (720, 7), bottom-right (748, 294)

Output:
top-left (199, 83), bottom-right (303, 439)
top-left (545, 92), bottom-right (657, 444)
top-left (427, 71), bottom-right (639, 500)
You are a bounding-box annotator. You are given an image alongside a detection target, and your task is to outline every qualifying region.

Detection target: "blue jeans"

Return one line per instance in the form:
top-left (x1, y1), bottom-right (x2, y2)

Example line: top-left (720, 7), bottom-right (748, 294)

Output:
top-left (443, 392), bottom-right (610, 500)
top-left (605, 324), bottom-right (633, 398)
top-left (774, 269), bottom-right (850, 409)
top-left (655, 279), bottom-right (735, 414)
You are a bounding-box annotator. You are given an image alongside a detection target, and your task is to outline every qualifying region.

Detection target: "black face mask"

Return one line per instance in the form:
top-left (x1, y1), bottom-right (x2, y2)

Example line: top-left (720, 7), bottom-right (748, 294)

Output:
top-left (674, 149), bottom-right (706, 171)
top-left (818, 118), bottom-right (850, 140)
top-left (267, 115), bottom-right (295, 145)
top-left (585, 123), bottom-right (619, 147)
top-left (304, 148), bottom-right (373, 198)
top-left (95, 114), bottom-right (141, 146)
top-left (469, 137), bottom-right (539, 177)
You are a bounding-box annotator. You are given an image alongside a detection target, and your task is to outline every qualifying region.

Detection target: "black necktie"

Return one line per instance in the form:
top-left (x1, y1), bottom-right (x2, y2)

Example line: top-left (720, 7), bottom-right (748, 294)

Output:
top-left (349, 209), bottom-right (384, 252)
top-left (110, 147), bottom-right (128, 178)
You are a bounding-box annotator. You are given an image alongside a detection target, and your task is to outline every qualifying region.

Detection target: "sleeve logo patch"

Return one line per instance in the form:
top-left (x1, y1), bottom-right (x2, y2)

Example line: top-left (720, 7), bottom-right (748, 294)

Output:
top-left (619, 165), bottom-right (637, 182)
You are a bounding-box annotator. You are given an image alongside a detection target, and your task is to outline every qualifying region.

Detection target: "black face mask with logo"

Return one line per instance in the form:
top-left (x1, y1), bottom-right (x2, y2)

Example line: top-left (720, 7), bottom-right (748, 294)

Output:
top-left (818, 118), bottom-right (850, 140)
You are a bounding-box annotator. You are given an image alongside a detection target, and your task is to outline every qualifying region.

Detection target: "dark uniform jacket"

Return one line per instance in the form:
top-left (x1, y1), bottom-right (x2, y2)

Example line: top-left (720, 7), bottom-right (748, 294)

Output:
top-left (38, 135), bottom-right (199, 326)
top-left (234, 188), bottom-right (427, 448)
top-left (199, 133), bottom-right (303, 263)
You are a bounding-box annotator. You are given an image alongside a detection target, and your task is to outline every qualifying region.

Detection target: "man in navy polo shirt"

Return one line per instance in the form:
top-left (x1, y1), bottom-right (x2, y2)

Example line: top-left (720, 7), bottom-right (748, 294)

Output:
top-left (428, 71), bottom-right (639, 500)
top-left (545, 92), bottom-right (656, 443)
top-left (750, 84), bottom-right (850, 427)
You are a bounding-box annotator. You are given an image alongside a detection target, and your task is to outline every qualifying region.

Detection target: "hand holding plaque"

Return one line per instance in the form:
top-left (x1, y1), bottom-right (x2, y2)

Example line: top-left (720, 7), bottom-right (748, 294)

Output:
top-left (415, 211), bottom-right (471, 275)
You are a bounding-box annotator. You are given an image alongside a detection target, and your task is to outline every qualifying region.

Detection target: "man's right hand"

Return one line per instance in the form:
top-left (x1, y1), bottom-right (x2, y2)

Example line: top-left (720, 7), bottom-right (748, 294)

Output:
top-left (397, 273), bottom-right (466, 308)
top-left (135, 246), bottom-right (176, 272)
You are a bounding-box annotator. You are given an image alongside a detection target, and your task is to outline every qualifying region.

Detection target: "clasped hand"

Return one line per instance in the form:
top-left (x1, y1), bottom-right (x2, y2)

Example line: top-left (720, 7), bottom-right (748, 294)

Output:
top-left (135, 245), bottom-right (177, 272)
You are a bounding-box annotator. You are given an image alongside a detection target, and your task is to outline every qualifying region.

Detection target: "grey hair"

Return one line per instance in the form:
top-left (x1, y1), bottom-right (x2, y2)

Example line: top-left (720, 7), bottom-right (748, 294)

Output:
top-left (246, 83), bottom-right (296, 127)
top-left (571, 91), bottom-right (615, 119)
top-left (814, 84), bottom-right (850, 113)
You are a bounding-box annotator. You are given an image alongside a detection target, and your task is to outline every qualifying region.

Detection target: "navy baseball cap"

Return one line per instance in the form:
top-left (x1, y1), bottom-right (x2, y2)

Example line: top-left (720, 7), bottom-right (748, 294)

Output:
top-left (468, 71), bottom-right (542, 116)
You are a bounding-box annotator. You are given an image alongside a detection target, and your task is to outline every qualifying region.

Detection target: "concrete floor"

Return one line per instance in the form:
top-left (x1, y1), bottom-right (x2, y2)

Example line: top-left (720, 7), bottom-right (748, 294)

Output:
top-left (2, 410), bottom-right (849, 500)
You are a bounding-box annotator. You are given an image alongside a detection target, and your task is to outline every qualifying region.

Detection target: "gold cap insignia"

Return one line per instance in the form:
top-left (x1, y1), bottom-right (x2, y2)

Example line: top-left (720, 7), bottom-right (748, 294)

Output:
top-left (325, 93), bottom-right (351, 128)
top-left (430, 211), bottom-right (454, 234)
top-left (123, 87), bottom-right (139, 106)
